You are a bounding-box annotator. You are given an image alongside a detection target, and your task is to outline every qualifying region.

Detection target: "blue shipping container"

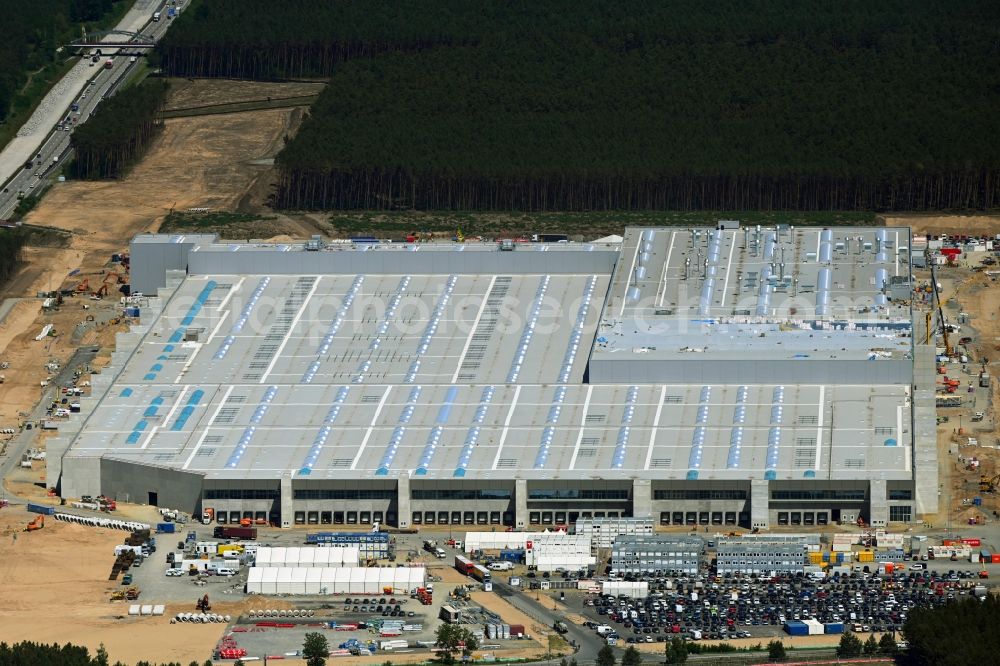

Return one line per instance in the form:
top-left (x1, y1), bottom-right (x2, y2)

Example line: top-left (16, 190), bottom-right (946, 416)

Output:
top-left (824, 623), bottom-right (845, 634)
top-left (784, 621), bottom-right (808, 636)
top-left (26, 503), bottom-right (55, 515)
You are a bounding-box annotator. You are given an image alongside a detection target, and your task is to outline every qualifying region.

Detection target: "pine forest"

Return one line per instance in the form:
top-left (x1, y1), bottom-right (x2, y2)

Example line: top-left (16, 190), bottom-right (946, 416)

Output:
top-left (155, 0), bottom-right (1000, 212)
top-left (70, 79), bottom-right (169, 180)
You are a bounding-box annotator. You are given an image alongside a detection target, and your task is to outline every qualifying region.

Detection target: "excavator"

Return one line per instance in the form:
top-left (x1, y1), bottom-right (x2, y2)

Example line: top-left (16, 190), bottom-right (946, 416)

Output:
top-left (25, 515), bottom-right (44, 531)
top-left (979, 473), bottom-right (1000, 493)
top-left (196, 594), bottom-right (211, 612)
top-left (75, 278), bottom-right (89, 293)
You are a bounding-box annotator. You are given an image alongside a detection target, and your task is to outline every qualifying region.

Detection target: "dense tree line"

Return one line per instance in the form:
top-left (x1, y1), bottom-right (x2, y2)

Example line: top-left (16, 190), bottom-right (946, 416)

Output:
top-left (70, 79), bottom-right (169, 179)
top-left (151, 0), bottom-right (480, 79)
top-left (0, 0), bottom-right (123, 123)
top-left (0, 640), bottom-right (215, 666)
top-left (160, 0), bottom-right (1000, 211)
top-left (901, 596), bottom-right (1000, 665)
top-left (0, 230), bottom-right (26, 285)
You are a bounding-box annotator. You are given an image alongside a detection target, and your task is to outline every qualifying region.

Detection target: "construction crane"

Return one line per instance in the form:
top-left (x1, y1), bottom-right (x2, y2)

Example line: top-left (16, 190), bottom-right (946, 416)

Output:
top-left (24, 515), bottom-right (44, 531)
top-left (929, 262), bottom-right (953, 356)
top-left (979, 474), bottom-right (1000, 493)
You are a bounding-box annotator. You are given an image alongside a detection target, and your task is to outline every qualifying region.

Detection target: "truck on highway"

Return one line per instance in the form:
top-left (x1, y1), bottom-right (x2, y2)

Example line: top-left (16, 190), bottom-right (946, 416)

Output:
top-left (104, 59), bottom-right (113, 69)
top-left (213, 526), bottom-right (257, 540)
top-left (152, 11), bottom-right (161, 21)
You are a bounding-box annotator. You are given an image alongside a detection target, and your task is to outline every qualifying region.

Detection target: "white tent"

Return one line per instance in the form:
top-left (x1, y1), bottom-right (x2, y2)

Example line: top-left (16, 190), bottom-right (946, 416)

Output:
top-left (276, 568), bottom-right (295, 594)
top-left (261, 568), bottom-right (278, 594)
top-left (306, 568), bottom-right (323, 594)
top-left (349, 568), bottom-right (367, 593)
top-left (247, 567), bottom-right (265, 594)
top-left (290, 568), bottom-right (308, 594)
top-left (245, 566), bottom-right (426, 595)
top-left (334, 567), bottom-right (351, 593)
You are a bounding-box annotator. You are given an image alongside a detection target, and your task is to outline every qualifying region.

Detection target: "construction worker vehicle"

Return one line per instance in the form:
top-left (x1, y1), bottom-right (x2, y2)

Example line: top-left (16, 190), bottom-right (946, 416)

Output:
top-left (25, 515), bottom-right (44, 531)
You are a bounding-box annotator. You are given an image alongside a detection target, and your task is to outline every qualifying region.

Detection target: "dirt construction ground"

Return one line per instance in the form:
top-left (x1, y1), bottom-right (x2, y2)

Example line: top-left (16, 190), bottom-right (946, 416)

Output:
top-left (0, 82), bottom-right (328, 663)
top-left (0, 81), bottom-right (317, 431)
top-left (0, 504), bottom-right (227, 663)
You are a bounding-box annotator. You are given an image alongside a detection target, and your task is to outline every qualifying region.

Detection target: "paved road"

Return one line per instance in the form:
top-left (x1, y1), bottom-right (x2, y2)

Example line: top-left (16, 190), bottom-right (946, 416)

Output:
top-left (0, 0), bottom-right (183, 220)
top-left (492, 579), bottom-right (605, 663)
top-left (0, 345), bottom-right (99, 493)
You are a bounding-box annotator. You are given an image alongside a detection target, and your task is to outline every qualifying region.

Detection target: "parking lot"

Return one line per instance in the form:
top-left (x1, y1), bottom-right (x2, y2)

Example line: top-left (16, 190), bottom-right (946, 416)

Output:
top-left (570, 567), bottom-right (986, 646)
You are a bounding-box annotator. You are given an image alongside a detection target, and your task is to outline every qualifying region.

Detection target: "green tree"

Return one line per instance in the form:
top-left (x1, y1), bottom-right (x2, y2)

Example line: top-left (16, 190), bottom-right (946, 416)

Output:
top-left (837, 633), bottom-right (863, 658)
top-left (878, 633), bottom-right (897, 655)
top-left (767, 640), bottom-right (786, 661)
top-left (665, 638), bottom-right (688, 664)
top-left (95, 643), bottom-right (110, 666)
top-left (596, 644), bottom-right (616, 666)
top-left (435, 623), bottom-right (479, 664)
top-left (621, 645), bottom-right (642, 666)
top-left (863, 634), bottom-right (879, 656)
top-left (303, 631), bottom-right (330, 666)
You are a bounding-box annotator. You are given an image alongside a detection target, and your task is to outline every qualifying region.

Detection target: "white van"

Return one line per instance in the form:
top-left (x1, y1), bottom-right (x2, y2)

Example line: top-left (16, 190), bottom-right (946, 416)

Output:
top-left (596, 625), bottom-right (613, 636)
top-left (214, 567), bottom-right (237, 577)
top-left (488, 561), bottom-right (514, 571)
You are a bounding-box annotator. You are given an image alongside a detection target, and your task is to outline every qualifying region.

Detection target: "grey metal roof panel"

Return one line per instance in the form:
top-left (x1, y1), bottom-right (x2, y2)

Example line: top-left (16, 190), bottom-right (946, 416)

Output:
top-left (596, 226), bottom-right (914, 362)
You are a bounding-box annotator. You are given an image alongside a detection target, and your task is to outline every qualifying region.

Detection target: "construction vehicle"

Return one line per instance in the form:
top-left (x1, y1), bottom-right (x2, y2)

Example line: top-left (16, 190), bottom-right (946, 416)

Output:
top-left (124, 587), bottom-right (140, 600)
top-left (980, 474), bottom-right (1000, 493)
top-left (939, 376), bottom-right (961, 393)
top-left (110, 590), bottom-right (126, 602)
top-left (75, 278), bottom-right (89, 293)
top-left (196, 594), bottom-right (211, 612)
top-left (930, 263), bottom-right (953, 356)
top-left (25, 515), bottom-right (44, 531)
top-left (980, 563), bottom-right (989, 579)
top-left (91, 284), bottom-right (108, 298)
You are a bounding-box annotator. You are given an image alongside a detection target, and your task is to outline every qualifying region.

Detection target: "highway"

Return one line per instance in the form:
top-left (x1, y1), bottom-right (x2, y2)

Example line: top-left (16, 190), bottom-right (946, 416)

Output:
top-left (0, 0), bottom-right (184, 221)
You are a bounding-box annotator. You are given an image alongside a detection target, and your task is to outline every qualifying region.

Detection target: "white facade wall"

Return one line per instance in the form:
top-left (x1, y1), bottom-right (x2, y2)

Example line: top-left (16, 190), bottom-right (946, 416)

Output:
top-left (602, 581), bottom-right (649, 598)
top-left (535, 555), bottom-right (596, 572)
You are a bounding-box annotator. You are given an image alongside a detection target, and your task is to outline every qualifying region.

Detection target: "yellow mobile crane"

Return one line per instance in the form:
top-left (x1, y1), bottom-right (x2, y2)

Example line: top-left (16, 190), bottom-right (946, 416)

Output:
top-left (929, 262), bottom-right (953, 356)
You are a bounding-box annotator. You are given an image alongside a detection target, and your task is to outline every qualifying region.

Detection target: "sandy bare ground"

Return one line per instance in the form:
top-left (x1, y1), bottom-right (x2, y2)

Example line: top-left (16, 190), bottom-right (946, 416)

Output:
top-left (883, 214), bottom-right (1000, 237)
top-left (0, 504), bottom-right (226, 664)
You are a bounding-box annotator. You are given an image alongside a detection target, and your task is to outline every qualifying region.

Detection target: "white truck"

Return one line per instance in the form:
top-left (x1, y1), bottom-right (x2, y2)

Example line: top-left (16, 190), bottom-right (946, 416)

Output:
top-left (488, 561), bottom-right (514, 571)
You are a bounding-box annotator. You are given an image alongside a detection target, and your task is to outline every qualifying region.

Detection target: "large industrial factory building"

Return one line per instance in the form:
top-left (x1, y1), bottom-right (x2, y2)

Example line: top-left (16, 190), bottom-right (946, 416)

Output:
top-left (49, 225), bottom-right (936, 530)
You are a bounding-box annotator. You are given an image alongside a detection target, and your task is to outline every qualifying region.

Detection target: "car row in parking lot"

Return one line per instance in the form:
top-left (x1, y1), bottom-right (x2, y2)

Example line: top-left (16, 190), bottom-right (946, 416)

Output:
top-left (579, 569), bottom-right (983, 643)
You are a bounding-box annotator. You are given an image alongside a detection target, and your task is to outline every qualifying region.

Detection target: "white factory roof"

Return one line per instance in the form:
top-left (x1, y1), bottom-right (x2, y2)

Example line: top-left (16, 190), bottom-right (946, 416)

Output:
top-left (63, 231), bottom-right (914, 483)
